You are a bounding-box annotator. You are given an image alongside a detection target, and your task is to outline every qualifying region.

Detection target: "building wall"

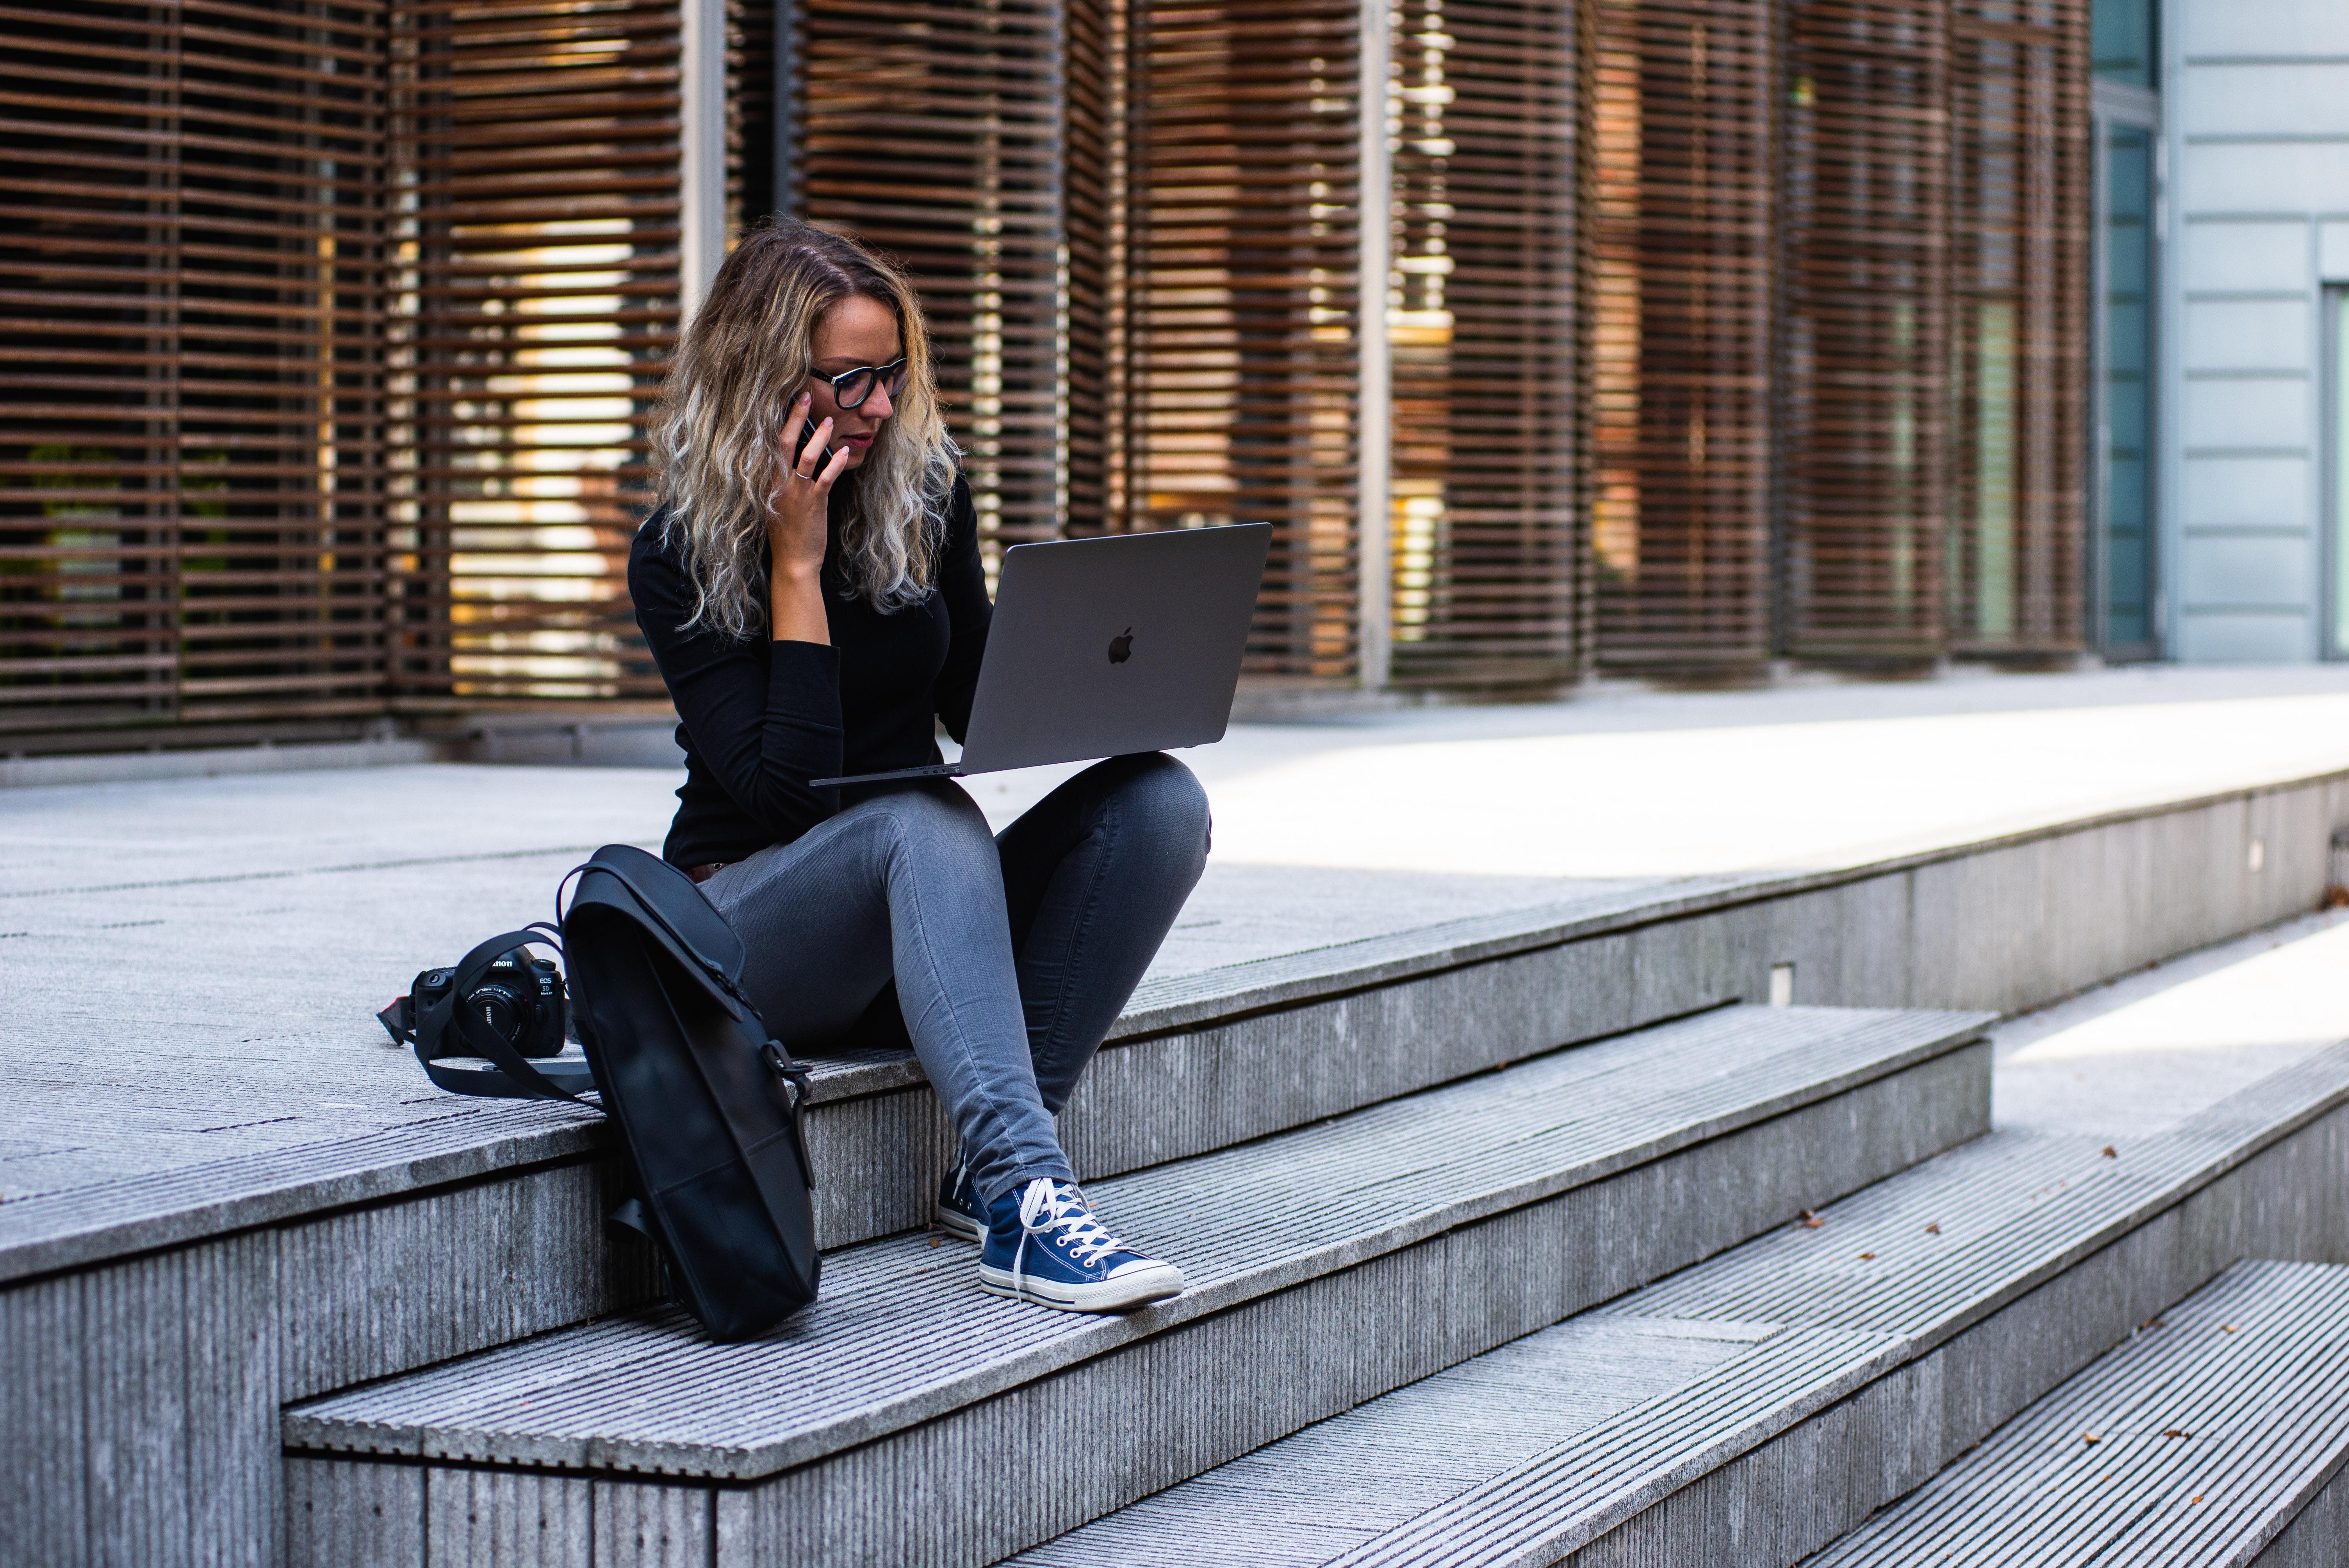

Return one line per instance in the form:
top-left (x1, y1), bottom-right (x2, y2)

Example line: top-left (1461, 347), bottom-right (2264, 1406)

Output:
top-left (2167, 0), bottom-right (2349, 661)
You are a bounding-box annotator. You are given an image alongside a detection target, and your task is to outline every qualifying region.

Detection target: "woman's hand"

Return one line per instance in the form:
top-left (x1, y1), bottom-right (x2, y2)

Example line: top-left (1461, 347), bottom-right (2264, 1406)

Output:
top-left (768, 392), bottom-right (851, 643)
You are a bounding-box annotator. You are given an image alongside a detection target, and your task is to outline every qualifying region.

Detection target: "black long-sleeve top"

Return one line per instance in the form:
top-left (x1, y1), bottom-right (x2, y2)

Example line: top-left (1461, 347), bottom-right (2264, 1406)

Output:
top-left (628, 475), bottom-right (990, 870)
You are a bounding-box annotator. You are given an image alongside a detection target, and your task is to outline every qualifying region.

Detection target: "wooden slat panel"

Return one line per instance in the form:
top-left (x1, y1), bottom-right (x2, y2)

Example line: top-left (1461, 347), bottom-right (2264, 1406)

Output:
top-left (788, 0), bottom-right (1078, 559)
top-left (727, 0), bottom-right (776, 240)
top-left (2, 0), bottom-right (2102, 739)
top-left (1119, 0), bottom-right (1365, 682)
top-left (1590, 0), bottom-right (1778, 674)
top-left (1385, 0), bottom-right (1579, 690)
top-left (1063, 0), bottom-right (1111, 536)
top-left (1946, 0), bottom-right (2088, 657)
top-left (386, 0), bottom-right (680, 704)
top-left (0, 0), bottom-right (391, 733)
top-left (1780, 0), bottom-right (1950, 663)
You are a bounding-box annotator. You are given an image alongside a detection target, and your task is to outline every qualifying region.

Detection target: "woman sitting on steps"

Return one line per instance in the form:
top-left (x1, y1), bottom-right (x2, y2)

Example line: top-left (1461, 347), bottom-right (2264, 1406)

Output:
top-left (628, 219), bottom-right (1208, 1314)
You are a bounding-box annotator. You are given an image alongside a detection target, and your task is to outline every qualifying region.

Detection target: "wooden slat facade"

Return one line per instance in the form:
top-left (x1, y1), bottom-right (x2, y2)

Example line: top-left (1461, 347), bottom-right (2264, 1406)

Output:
top-left (0, 0), bottom-right (390, 737)
top-left (1116, 0), bottom-right (1367, 682)
top-left (1385, 0), bottom-right (1579, 690)
top-left (1589, 0), bottom-right (1779, 675)
top-left (1946, 0), bottom-right (2088, 657)
top-left (782, 0), bottom-right (1081, 558)
top-left (1779, 0), bottom-right (1950, 663)
top-left (384, 0), bottom-right (681, 704)
top-left (1064, 0), bottom-right (1112, 538)
top-left (729, 0), bottom-right (777, 236)
top-left (0, 0), bottom-right (2103, 745)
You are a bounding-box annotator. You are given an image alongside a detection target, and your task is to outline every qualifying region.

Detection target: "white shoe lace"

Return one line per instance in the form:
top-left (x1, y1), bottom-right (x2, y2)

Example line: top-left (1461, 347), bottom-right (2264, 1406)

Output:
top-left (1013, 1178), bottom-right (1130, 1286)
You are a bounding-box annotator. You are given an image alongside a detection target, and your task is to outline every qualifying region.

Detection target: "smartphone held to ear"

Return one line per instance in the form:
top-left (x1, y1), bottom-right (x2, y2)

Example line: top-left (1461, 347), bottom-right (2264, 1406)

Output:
top-left (793, 415), bottom-right (835, 472)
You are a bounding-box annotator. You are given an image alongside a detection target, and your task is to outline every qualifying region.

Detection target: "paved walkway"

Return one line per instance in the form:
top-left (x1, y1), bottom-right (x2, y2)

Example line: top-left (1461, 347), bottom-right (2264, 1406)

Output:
top-left (4, 663), bottom-right (2348, 1217)
top-left (1994, 907), bottom-right (2349, 1137)
top-left (975, 661), bottom-right (2349, 876)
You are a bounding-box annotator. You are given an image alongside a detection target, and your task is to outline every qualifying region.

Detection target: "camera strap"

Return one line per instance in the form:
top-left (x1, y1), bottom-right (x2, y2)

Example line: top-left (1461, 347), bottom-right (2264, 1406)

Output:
top-left (406, 929), bottom-right (596, 1103)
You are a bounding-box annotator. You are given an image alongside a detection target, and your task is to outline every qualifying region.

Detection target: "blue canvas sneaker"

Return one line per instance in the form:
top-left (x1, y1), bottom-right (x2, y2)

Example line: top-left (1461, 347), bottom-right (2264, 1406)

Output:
top-left (977, 1178), bottom-right (1184, 1313)
top-left (933, 1158), bottom-right (986, 1242)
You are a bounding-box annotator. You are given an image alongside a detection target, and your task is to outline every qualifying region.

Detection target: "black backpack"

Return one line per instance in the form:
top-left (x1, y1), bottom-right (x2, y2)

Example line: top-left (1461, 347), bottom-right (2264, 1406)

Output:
top-left (382, 845), bottom-right (820, 1339)
top-left (561, 844), bottom-right (820, 1338)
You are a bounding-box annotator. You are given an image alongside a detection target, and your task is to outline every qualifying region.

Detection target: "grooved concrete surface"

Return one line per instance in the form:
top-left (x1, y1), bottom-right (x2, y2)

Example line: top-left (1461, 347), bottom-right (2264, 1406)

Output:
top-left (1013, 1074), bottom-right (2349, 1567)
top-left (0, 765), bottom-right (1665, 1256)
top-left (5, 666), bottom-right (2349, 1264)
top-left (1012, 913), bottom-right (2349, 1568)
top-left (1994, 909), bottom-right (2349, 1136)
top-left (4, 668), bottom-right (2345, 1568)
top-left (1810, 1259), bottom-right (2349, 1567)
top-left (1011, 1317), bottom-right (1773, 1568)
top-left (278, 1009), bottom-right (1991, 1568)
top-left (284, 1007), bottom-right (1985, 1476)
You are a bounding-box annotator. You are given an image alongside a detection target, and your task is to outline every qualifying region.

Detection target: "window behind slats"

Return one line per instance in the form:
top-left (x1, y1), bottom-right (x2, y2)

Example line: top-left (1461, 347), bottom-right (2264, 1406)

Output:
top-left (0, 0), bottom-right (2102, 748)
top-left (1947, 0), bottom-right (2087, 657)
top-left (1780, 0), bottom-right (1950, 663)
top-left (0, 0), bottom-right (390, 739)
top-left (1589, 0), bottom-right (1778, 675)
top-left (1385, 0), bottom-right (1579, 690)
top-left (788, 0), bottom-right (1076, 559)
top-left (1119, 0), bottom-right (1366, 682)
top-left (385, 0), bottom-right (681, 705)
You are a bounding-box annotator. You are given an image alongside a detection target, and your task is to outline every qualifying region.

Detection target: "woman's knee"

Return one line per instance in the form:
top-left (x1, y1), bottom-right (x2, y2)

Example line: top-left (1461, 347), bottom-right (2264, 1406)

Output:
top-left (1114, 753), bottom-right (1212, 866)
top-left (859, 782), bottom-right (997, 861)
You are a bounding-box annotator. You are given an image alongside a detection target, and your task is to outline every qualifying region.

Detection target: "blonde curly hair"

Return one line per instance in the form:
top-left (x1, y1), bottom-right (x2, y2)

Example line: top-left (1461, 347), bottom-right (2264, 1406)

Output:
top-left (652, 220), bottom-right (957, 636)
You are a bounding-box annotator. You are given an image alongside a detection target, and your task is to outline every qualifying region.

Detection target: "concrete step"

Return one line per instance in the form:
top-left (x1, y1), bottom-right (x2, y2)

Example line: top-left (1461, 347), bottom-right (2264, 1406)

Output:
top-left (4, 875), bottom-right (1887, 1568)
top-left (280, 1005), bottom-right (1991, 1568)
top-left (16, 757), bottom-right (2333, 1568)
top-left (1806, 1258), bottom-right (2349, 1568)
top-left (1007, 1046), bottom-right (2349, 1568)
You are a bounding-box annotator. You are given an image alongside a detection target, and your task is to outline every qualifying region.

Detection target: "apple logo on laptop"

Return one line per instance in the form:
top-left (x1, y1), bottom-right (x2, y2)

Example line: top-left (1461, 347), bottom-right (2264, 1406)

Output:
top-left (1107, 627), bottom-right (1134, 665)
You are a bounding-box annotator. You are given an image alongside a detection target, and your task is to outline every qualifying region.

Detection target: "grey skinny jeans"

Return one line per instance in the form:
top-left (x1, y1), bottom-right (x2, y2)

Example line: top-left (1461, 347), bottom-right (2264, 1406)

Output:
top-left (699, 752), bottom-right (1210, 1205)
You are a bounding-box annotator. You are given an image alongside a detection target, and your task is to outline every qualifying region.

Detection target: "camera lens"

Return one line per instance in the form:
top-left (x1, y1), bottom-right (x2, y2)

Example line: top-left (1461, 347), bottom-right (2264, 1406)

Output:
top-left (468, 980), bottom-right (528, 1044)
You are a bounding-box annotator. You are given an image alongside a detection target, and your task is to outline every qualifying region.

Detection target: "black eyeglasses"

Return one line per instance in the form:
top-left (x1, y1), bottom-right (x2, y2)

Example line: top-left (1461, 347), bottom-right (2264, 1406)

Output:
top-left (813, 356), bottom-right (909, 411)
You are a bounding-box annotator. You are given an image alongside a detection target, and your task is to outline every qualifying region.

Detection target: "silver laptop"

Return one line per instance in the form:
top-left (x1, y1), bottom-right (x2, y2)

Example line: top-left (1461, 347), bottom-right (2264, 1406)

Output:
top-left (811, 521), bottom-right (1271, 788)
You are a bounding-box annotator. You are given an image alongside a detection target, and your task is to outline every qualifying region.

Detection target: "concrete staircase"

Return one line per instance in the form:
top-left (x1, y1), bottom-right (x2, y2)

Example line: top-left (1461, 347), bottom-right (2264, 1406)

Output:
top-left (1010, 1049), bottom-right (2349, 1567)
top-left (283, 1005), bottom-right (1991, 1566)
top-left (10, 767), bottom-right (2346, 1566)
top-left (1808, 1258), bottom-right (2349, 1568)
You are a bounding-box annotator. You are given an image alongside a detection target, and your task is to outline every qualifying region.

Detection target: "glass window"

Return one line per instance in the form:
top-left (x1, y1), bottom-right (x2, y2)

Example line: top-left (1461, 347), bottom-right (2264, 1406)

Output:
top-left (2098, 122), bottom-right (2156, 655)
top-left (2093, 0), bottom-right (2156, 89)
top-left (2332, 292), bottom-right (2349, 658)
top-left (1972, 303), bottom-right (2017, 643)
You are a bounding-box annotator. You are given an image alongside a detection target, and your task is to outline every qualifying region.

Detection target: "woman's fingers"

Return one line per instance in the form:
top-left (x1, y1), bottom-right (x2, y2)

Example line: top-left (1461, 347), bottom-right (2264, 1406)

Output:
top-left (780, 392), bottom-right (811, 469)
top-left (792, 431), bottom-right (852, 511)
top-left (797, 417), bottom-right (834, 479)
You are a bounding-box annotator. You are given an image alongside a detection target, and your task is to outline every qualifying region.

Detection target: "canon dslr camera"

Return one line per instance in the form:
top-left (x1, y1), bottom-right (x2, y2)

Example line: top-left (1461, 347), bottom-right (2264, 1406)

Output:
top-left (408, 948), bottom-right (569, 1058)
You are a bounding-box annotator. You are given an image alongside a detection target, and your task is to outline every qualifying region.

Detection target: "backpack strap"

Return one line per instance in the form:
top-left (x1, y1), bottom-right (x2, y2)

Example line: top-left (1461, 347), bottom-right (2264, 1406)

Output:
top-left (761, 1041), bottom-right (818, 1190)
top-left (562, 853), bottom-right (754, 1015)
top-left (412, 929), bottom-right (595, 1103)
